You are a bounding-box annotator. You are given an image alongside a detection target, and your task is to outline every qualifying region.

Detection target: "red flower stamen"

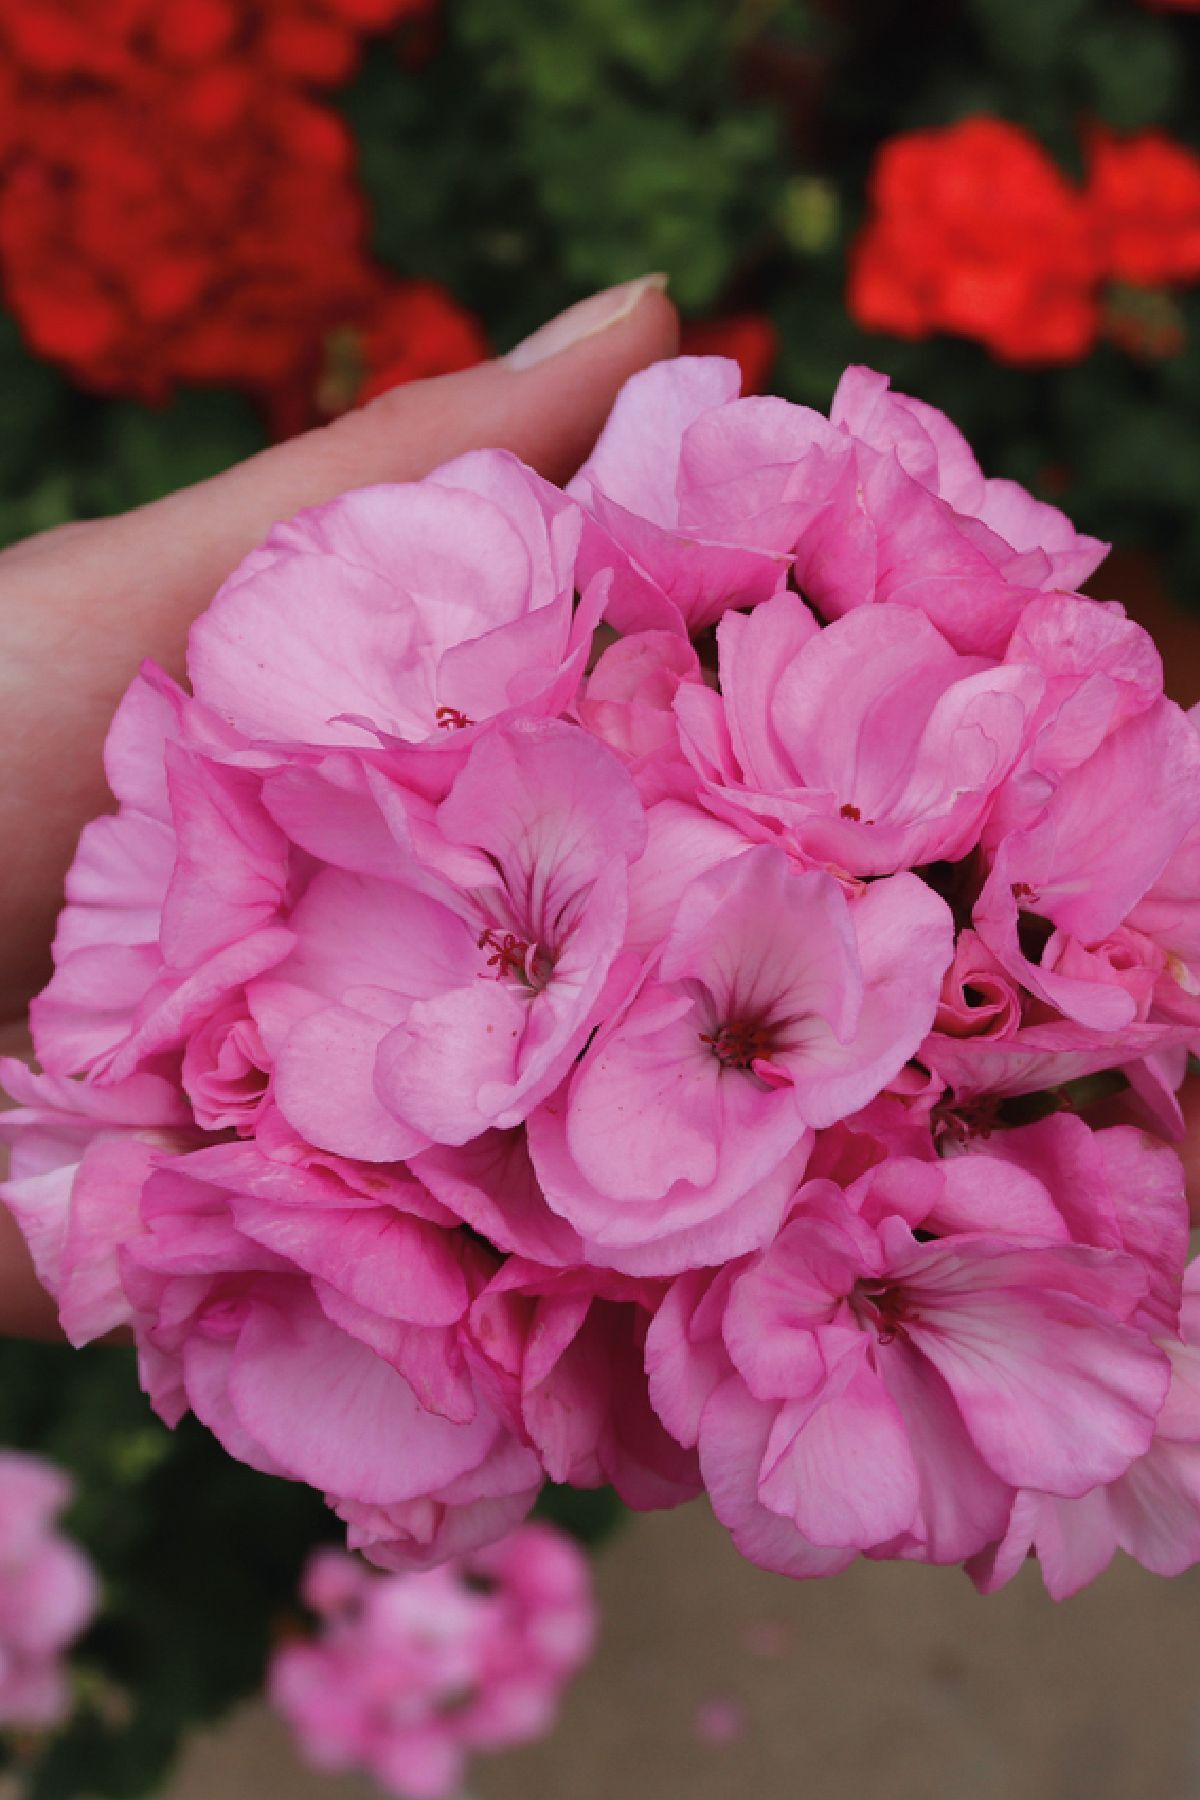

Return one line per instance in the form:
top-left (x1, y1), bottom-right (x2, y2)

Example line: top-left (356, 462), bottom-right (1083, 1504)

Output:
top-left (931, 1094), bottom-right (999, 1148)
top-left (700, 1020), bottom-right (775, 1070)
top-left (477, 928), bottom-right (531, 979)
top-left (853, 1280), bottom-right (915, 1347)
top-left (436, 706), bottom-right (474, 732)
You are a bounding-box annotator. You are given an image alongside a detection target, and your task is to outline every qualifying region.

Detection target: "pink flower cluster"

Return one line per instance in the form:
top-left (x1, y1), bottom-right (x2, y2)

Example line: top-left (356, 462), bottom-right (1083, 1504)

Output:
top-left (5, 354), bottom-right (1200, 1600)
top-left (0, 1452), bottom-right (97, 1727)
top-left (269, 1523), bottom-right (595, 1799)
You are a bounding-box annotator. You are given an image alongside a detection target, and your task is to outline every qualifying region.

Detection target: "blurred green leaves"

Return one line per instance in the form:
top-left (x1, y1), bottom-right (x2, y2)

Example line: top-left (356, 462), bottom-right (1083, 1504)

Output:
top-left (349, 0), bottom-right (783, 335)
top-left (0, 325), bottom-right (266, 551)
top-left (1074, 17), bottom-right (1183, 129)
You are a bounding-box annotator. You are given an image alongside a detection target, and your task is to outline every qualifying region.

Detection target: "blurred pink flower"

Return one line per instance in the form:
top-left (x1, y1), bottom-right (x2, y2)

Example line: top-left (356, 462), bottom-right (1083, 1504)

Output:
top-left (270, 1523), bottom-right (595, 1798)
top-left (0, 1452), bottom-right (97, 1728)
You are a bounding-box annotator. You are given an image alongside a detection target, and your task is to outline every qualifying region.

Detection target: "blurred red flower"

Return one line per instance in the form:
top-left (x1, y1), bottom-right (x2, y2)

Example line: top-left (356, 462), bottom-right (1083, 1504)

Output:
top-left (354, 280), bottom-right (489, 404)
top-left (0, 0), bottom-right (431, 86)
top-left (680, 314), bottom-right (778, 393)
top-left (1086, 128), bottom-right (1200, 287)
top-left (849, 117), bottom-right (1100, 364)
top-left (0, 0), bottom-right (478, 425)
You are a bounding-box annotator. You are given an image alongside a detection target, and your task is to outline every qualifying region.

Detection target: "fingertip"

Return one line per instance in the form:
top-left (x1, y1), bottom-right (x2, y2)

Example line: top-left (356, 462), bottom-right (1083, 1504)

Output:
top-left (504, 274), bottom-right (678, 374)
top-left (488, 278), bottom-right (681, 481)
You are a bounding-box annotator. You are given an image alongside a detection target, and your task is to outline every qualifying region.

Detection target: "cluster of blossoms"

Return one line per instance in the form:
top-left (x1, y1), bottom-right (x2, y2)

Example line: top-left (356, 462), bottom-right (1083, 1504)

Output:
top-left (850, 116), bottom-right (1200, 363)
top-left (0, 1452), bottom-right (97, 1728)
top-left (270, 1524), bottom-right (594, 1798)
top-left (0, 0), bottom-right (486, 413)
top-left (6, 353), bottom-right (1200, 1602)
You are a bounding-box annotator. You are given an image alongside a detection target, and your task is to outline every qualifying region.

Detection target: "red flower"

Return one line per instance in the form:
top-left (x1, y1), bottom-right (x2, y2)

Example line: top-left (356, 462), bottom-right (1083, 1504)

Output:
top-left (0, 0), bottom-right (432, 85)
top-left (1086, 128), bottom-right (1200, 287)
top-left (265, 275), bottom-right (487, 435)
top-left (849, 117), bottom-right (1100, 364)
top-left (680, 314), bottom-right (778, 394)
top-left (355, 280), bottom-right (489, 402)
top-left (0, 0), bottom-right (475, 421)
top-left (254, 0), bottom-right (436, 88)
top-left (0, 74), bottom-right (369, 402)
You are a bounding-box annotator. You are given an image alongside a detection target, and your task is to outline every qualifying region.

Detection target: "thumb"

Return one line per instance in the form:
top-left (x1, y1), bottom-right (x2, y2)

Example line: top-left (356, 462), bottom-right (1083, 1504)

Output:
top-left (117, 272), bottom-right (678, 618)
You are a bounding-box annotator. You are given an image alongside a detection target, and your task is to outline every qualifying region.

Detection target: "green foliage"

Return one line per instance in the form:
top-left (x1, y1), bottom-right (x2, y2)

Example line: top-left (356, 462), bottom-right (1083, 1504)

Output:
top-left (1074, 16), bottom-right (1183, 129)
top-left (535, 1481), bottom-right (627, 1548)
top-left (347, 0), bottom-right (782, 335)
top-left (967, 0), bottom-right (1092, 79)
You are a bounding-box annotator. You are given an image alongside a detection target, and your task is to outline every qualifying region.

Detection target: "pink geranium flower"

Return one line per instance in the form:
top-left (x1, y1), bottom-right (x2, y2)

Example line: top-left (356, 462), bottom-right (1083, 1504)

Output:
top-left (0, 1452), bottom-right (97, 1728)
top-left (676, 593), bottom-right (1043, 874)
top-left (969, 1255), bottom-right (1200, 1599)
top-left (5, 364), bottom-right (1199, 1601)
top-left (568, 357), bottom-right (801, 636)
top-left (270, 716), bottom-right (646, 1158)
top-left (270, 1525), bottom-right (595, 1798)
top-left (571, 358), bottom-right (1106, 655)
top-left (794, 366), bottom-right (1108, 654)
top-left (647, 1173), bottom-right (1169, 1577)
top-left (465, 1260), bottom-right (701, 1509)
top-left (189, 453), bottom-right (604, 794)
top-left (115, 1143), bottom-right (544, 1535)
top-left (0, 1057), bottom-right (195, 1345)
top-left (975, 697), bottom-right (1200, 1029)
top-left (530, 847), bottom-right (951, 1272)
top-left (30, 667), bottom-right (295, 1087)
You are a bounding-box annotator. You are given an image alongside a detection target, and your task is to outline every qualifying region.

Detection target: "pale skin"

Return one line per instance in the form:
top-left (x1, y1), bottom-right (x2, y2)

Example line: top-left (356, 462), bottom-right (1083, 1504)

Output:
top-left (1, 280), bottom-right (1197, 1338)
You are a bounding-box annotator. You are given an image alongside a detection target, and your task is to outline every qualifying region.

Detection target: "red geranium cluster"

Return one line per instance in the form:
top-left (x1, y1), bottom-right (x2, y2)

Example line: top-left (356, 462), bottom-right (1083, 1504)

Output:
top-left (850, 116), bottom-right (1200, 364)
top-left (0, 0), bottom-right (486, 416)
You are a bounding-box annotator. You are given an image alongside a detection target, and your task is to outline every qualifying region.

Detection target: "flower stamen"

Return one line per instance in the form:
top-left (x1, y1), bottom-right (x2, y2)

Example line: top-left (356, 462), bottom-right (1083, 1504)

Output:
top-left (478, 928), bottom-right (531, 979)
top-left (851, 1279), bottom-right (914, 1347)
top-left (700, 1019), bottom-right (775, 1070)
top-left (436, 706), bottom-right (474, 732)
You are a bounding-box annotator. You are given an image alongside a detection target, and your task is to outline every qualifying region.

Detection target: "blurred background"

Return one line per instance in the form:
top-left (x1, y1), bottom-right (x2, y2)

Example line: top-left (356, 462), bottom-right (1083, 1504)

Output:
top-left (3, 0), bottom-right (1200, 609)
top-left (3, 1), bottom-right (1200, 1795)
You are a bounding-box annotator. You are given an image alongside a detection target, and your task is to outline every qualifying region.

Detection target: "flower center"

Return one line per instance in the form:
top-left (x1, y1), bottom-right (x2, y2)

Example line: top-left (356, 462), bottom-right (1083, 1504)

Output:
top-left (477, 927), bottom-right (552, 990)
top-left (850, 1279), bottom-right (912, 1346)
top-left (931, 1093), bottom-right (999, 1148)
top-left (700, 1018), bottom-right (775, 1070)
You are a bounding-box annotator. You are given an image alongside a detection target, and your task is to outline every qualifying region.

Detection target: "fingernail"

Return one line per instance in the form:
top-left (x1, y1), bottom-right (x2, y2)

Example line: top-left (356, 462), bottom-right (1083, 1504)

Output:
top-left (504, 274), bottom-right (669, 371)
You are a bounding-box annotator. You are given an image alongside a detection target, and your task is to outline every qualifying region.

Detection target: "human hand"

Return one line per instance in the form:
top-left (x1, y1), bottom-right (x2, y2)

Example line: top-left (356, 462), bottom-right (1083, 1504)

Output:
top-left (0, 275), bottom-right (678, 1336)
top-left (0, 274), bottom-right (676, 1023)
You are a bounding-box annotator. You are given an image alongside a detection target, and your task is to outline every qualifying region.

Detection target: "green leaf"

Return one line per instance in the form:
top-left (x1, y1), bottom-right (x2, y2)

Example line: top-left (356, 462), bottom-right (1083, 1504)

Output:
top-left (967, 0), bottom-right (1091, 75)
top-left (1074, 19), bottom-right (1182, 130)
